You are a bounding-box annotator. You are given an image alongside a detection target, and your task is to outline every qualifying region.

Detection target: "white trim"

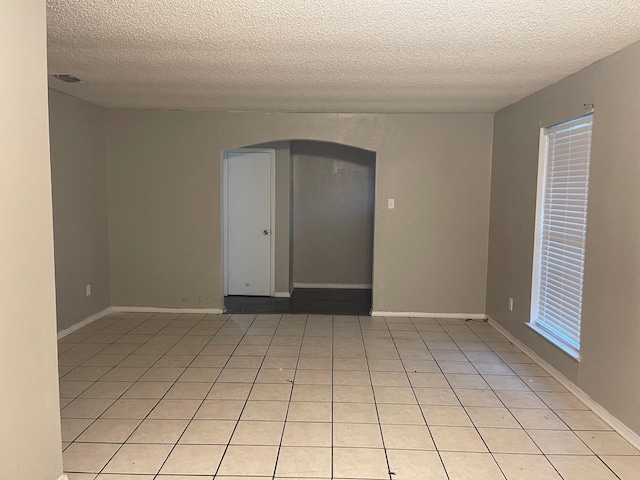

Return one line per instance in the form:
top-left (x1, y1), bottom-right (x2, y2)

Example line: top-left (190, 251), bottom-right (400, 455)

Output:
top-left (293, 283), bottom-right (372, 289)
top-left (222, 151), bottom-right (229, 296)
top-left (111, 306), bottom-right (224, 314)
top-left (526, 321), bottom-right (581, 361)
top-left (57, 474), bottom-right (69, 480)
top-left (487, 317), bottom-right (640, 450)
top-left (222, 148), bottom-right (277, 297)
top-left (530, 116), bottom-right (593, 355)
top-left (274, 291), bottom-right (291, 298)
top-left (57, 307), bottom-right (112, 339)
top-left (371, 311), bottom-right (487, 319)
top-left (270, 150), bottom-right (277, 297)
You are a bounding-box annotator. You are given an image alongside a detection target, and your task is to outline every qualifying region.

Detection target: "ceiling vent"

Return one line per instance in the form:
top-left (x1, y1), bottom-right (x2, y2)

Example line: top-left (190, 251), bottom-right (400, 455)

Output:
top-left (53, 74), bottom-right (82, 83)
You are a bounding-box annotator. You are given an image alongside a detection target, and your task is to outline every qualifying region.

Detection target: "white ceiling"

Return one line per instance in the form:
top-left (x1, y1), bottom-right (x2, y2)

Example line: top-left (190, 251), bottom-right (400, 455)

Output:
top-left (47, 0), bottom-right (640, 113)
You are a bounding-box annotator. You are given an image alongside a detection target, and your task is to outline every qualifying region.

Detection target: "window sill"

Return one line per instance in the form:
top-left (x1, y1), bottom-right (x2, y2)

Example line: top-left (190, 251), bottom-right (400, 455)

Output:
top-left (525, 322), bottom-right (581, 362)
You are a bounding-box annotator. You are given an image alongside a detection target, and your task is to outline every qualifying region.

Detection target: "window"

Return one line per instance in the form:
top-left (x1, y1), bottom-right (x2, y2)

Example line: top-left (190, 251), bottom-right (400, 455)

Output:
top-left (529, 114), bottom-right (593, 358)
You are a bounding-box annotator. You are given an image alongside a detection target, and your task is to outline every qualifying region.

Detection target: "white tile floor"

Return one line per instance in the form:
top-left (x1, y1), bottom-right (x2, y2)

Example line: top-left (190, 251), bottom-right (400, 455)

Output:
top-left (58, 312), bottom-right (639, 479)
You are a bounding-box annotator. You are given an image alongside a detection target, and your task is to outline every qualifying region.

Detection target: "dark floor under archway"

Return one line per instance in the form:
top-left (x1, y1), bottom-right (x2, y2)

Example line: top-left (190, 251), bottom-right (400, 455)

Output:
top-left (224, 288), bottom-right (371, 315)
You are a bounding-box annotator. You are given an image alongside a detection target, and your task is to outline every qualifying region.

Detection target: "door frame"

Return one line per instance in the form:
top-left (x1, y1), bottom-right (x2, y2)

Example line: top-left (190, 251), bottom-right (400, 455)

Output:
top-left (222, 148), bottom-right (277, 297)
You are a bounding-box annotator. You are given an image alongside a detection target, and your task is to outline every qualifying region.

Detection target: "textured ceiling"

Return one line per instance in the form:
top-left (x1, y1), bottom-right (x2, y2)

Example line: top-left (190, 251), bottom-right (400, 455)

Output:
top-left (47, 0), bottom-right (640, 113)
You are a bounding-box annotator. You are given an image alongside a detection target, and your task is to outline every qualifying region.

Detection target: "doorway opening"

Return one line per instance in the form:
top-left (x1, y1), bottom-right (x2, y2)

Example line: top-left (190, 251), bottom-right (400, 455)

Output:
top-left (222, 140), bottom-right (376, 315)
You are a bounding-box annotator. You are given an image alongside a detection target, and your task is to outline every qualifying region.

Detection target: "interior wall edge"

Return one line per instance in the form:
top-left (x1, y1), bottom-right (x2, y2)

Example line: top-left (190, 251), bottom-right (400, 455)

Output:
top-left (48, 89), bottom-right (111, 332)
top-left (1, 1), bottom-right (63, 477)
top-left (486, 39), bottom-right (640, 436)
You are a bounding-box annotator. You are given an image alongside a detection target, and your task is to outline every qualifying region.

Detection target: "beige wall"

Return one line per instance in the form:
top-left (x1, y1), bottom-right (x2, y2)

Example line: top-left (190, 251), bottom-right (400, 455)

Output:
top-left (292, 141), bottom-right (375, 285)
top-left (49, 90), bottom-right (110, 331)
top-left (106, 111), bottom-right (493, 314)
top-left (487, 41), bottom-right (640, 435)
top-left (0, 1), bottom-right (64, 478)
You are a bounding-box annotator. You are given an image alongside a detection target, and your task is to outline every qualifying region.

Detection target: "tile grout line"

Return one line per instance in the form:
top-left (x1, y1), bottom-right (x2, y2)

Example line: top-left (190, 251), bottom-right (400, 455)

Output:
top-left (424, 318), bottom-right (549, 477)
top-left (62, 311), bottom-right (176, 472)
top-left (389, 316), bottom-right (451, 480)
top-left (139, 311), bottom-right (238, 480)
top-left (269, 313), bottom-right (308, 480)
top-left (62, 311), bottom-right (163, 473)
top-left (425, 319), bottom-right (524, 478)
top-left (330, 316), bottom-right (337, 480)
top-left (89, 311), bottom-right (224, 477)
top-left (66, 311), bottom-right (232, 475)
top-left (432, 318), bottom-right (520, 480)
top-left (433, 317), bottom-right (600, 480)
top-left (447, 319), bottom-right (529, 480)
top-left (456, 320), bottom-right (613, 479)
top-left (59, 312), bottom-right (143, 402)
top-left (185, 312), bottom-right (270, 478)
top-left (59, 314), bottom-right (131, 449)
top-left (360, 315), bottom-right (394, 480)
top-left (59, 312), bottom-right (633, 479)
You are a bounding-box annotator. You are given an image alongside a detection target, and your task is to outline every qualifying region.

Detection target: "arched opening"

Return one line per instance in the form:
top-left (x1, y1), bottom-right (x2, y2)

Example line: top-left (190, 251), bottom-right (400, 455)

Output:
top-left (222, 140), bottom-right (376, 315)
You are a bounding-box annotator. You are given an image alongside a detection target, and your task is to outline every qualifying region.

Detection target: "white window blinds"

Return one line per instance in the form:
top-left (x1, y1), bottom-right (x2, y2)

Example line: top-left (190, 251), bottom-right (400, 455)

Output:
top-left (531, 114), bottom-right (593, 354)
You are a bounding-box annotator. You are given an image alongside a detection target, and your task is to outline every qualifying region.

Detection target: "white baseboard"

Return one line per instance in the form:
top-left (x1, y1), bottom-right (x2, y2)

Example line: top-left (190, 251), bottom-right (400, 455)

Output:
top-left (293, 283), bottom-right (372, 289)
top-left (56, 305), bottom-right (227, 339)
top-left (371, 311), bottom-right (487, 320)
top-left (57, 307), bottom-right (113, 339)
top-left (57, 474), bottom-right (69, 480)
top-left (274, 292), bottom-right (291, 298)
top-left (111, 306), bottom-right (225, 314)
top-left (487, 317), bottom-right (640, 450)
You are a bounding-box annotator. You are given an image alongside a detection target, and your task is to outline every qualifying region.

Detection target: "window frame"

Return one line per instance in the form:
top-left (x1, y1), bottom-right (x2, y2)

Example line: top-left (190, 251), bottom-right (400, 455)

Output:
top-left (527, 113), bottom-right (594, 360)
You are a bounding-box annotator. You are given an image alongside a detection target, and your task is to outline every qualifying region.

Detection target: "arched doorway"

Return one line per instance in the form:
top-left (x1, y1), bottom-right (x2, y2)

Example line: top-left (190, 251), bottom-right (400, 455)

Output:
top-left (222, 140), bottom-right (375, 315)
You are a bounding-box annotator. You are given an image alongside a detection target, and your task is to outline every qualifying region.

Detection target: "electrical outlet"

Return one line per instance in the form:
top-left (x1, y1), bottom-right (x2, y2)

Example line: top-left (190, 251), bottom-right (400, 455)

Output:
top-left (387, 198), bottom-right (395, 209)
top-left (508, 297), bottom-right (514, 311)
top-left (86, 284), bottom-right (91, 296)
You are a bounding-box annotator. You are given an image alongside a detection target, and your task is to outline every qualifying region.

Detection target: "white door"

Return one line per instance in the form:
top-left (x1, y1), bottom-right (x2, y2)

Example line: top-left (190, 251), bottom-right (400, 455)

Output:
top-left (226, 150), bottom-right (273, 296)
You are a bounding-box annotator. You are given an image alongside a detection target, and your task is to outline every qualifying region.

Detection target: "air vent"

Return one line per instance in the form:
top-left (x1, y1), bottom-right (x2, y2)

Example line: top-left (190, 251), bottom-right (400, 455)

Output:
top-left (53, 74), bottom-right (82, 83)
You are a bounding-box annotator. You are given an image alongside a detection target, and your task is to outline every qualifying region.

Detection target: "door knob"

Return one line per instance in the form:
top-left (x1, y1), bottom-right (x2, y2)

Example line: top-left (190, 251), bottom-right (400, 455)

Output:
top-left (263, 230), bottom-right (269, 235)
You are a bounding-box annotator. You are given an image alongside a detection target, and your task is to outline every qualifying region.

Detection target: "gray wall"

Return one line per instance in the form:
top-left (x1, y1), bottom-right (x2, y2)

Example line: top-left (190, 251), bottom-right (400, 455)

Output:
top-left (248, 141), bottom-right (292, 294)
top-left (0, 0), bottom-right (64, 478)
top-left (49, 90), bottom-right (110, 331)
top-left (487, 40), bottom-right (640, 435)
top-left (292, 141), bottom-right (375, 286)
top-left (106, 111), bottom-right (493, 314)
